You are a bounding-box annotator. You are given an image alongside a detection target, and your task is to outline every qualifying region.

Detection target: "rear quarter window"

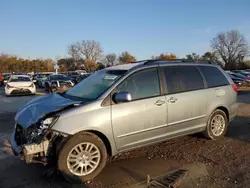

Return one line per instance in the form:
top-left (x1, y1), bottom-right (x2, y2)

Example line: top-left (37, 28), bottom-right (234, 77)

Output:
top-left (198, 66), bottom-right (229, 88)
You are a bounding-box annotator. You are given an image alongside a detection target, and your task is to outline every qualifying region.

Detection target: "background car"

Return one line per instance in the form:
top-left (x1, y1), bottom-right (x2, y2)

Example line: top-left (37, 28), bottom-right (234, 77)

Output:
top-left (228, 74), bottom-right (247, 86)
top-left (66, 71), bottom-right (80, 85)
top-left (228, 72), bottom-right (250, 83)
top-left (3, 73), bottom-right (12, 85)
top-left (75, 73), bottom-right (92, 84)
top-left (36, 73), bottom-right (51, 88)
top-left (44, 74), bottom-right (74, 93)
top-left (5, 75), bottom-right (36, 96)
top-left (0, 73), bottom-right (4, 86)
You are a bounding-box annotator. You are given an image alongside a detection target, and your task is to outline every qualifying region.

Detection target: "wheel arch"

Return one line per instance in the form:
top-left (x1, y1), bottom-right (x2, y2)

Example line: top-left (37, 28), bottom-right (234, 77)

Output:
top-left (215, 106), bottom-right (229, 121)
top-left (71, 130), bottom-right (113, 157)
top-left (87, 130), bottom-right (112, 157)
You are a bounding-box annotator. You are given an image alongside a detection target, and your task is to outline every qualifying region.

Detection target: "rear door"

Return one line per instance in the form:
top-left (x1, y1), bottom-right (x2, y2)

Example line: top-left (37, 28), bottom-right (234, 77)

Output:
top-left (197, 66), bottom-right (236, 118)
top-left (162, 65), bottom-right (208, 136)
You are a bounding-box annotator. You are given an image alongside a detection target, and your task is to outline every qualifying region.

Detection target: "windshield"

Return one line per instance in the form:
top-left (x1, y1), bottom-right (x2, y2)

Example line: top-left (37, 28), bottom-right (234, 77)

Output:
top-left (50, 75), bottom-right (69, 80)
top-left (9, 76), bottom-right (31, 82)
top-left (66, 69), bottom-right (127, 100)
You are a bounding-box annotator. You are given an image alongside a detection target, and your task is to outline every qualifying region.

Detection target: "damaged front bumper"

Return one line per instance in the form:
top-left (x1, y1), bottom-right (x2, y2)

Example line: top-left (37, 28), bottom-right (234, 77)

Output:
top-left (11, 132), bottom-right (49, 163)
top-left (10, 123), bottom-right (66, 164)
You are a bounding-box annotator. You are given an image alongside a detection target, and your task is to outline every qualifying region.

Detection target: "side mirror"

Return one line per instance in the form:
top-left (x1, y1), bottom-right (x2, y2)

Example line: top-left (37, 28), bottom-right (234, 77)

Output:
top-left (113, 91), bottom-right (132, 103)
top-left (33, 80), bottom-right (36, 83)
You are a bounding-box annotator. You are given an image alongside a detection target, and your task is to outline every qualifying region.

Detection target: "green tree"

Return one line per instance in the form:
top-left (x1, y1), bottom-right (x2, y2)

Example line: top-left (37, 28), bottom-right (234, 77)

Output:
top-left (186, 53), bottom-right (201, 60)
top-left (119, 51), bottom-right (136, 64)
top-left (152, 53), bottom-right (176, 60)
top-left (96, 62), bottom-right (105, 70)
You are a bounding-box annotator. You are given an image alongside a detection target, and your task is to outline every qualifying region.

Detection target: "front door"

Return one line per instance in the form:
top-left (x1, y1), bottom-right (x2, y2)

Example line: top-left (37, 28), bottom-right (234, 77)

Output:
top-left (111, 68), bottom-right (167, 150)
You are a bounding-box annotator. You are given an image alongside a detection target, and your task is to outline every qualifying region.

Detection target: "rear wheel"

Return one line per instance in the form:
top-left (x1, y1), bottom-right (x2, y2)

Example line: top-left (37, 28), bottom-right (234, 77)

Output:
top-left (58, 132), bottom-right (108, 183)
top-left (45, 83), bottom-right (52, 93)
top-left (204, 109), bottom-right (228, 140)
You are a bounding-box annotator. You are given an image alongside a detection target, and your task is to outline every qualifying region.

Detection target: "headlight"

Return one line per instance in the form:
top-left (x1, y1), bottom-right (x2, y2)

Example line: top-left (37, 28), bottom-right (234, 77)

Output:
top-left (29, 83), bottom-right (34, 88)
top-left (6, 84), bottom-right (14, 89)
top-left (43, 117), bottom-right (54, 125)
top-left (40, 116), bottom-right (59, 131)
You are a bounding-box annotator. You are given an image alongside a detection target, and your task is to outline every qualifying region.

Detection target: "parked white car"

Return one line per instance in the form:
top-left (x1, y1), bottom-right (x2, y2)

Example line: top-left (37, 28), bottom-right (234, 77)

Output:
top-left (5, 75), bottom-right (36, 96)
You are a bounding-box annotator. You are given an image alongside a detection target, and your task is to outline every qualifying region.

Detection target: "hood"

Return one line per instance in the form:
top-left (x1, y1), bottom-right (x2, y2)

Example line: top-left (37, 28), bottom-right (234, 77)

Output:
top-left (8, 81), bottom-right (33, 87)
top-left (15, 93), bottom-right (82, 128)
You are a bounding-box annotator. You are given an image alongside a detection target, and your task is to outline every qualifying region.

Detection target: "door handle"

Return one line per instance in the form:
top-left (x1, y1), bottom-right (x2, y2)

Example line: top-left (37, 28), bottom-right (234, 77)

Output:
top-left (168, 97), bottom-right (178, 103)
top-left (154, 100), bottom-right (165, 106)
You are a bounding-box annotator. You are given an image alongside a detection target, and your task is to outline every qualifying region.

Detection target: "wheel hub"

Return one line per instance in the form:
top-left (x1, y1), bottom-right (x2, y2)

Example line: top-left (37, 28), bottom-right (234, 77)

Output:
top-left (211, 114), bottom-right (226, 136)
top-left (67, 142), bottom-right (101, 176)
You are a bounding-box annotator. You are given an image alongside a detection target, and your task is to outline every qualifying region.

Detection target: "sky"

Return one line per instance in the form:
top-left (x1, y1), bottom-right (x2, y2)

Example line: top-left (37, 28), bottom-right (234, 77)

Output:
top-left (1, 0), bottom-right (250, 60)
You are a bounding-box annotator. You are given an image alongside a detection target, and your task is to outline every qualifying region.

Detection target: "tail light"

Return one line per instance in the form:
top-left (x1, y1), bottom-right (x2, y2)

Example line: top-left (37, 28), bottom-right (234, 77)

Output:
top-left (231, 84), bottom-right (238, 93)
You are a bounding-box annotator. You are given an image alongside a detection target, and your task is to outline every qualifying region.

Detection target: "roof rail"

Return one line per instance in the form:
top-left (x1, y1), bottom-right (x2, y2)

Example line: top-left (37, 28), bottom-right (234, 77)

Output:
top-left (141, 59), bottom-right (214, 65)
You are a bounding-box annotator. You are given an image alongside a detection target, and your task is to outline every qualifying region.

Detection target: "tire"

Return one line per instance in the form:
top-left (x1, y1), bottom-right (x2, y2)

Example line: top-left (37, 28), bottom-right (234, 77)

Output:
top-left (204, 109), bottom-right (228, 140)
top-left (45, 83), bottom-right (52, 93)
top-left (38, 81), bottom-right (42, 88)
top-left (58, 132), bottom-right (108, 183)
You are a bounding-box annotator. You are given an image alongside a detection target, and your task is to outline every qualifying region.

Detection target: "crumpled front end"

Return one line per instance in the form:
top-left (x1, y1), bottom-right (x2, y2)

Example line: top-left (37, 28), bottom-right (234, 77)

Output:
top-left (10, 118), bottom-right (68, 164)
top-left (10, 93), bottom-right (83, 164)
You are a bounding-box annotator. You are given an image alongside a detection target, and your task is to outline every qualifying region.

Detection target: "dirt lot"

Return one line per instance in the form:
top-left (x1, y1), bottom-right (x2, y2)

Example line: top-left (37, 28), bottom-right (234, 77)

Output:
top-left (0, 88), bottom-right (250, 188)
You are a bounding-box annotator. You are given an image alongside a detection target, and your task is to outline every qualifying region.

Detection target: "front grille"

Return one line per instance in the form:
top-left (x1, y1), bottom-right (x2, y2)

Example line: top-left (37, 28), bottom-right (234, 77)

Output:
top-left (11, 89), bottom-right (31, 95)
top-left (15, 124), bottom-right (28, 146)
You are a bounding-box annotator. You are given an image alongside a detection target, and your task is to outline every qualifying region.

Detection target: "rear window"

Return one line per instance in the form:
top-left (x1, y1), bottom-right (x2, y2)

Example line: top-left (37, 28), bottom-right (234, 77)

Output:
top-left (10, 76), bottom-right (31, 82)
top-left (198, 66), bottom-right (229, 88)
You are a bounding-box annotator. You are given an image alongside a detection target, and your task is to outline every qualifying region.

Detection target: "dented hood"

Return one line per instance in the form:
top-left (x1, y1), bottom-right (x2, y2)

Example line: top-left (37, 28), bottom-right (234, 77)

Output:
top-left (15, 93), bottom-right (82, 128)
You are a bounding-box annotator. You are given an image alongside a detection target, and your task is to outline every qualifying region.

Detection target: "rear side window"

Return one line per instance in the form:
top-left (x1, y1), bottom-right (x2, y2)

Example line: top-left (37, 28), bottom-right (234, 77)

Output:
top-left (164, 66), bottom-right (204, 94)
top-left (198, 66), bottom-right (229, 88)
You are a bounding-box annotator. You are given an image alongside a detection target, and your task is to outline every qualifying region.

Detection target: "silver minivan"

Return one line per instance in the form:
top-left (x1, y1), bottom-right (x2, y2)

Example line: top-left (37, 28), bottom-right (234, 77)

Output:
top-left (10, 60), bottom-right (238, 182)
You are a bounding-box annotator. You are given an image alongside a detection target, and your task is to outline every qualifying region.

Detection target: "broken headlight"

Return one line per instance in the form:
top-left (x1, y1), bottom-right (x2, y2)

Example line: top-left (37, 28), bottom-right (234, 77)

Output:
top-left (29, 116), bottom-right (59, 144)
top-left (40, 116), bottom-right (59, 132)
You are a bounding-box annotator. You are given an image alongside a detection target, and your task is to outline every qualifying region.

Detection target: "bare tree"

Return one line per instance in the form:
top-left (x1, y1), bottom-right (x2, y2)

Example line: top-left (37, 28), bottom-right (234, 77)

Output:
top-left (68, 44), bottom-right (80, 60)
top-left (76, 40), bottom-right (103, 62)
top-left (211, 30), bottom-right (249, 70)
top-left (105, 53), bottom-right (117, 66)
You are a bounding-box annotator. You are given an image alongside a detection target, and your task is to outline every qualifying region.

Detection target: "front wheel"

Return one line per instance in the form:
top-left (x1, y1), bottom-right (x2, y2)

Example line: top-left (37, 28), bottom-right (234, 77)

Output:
top-left (58, 132), bottom-right (108, 183)
top-left (204, 109), bottom-right (228, 140)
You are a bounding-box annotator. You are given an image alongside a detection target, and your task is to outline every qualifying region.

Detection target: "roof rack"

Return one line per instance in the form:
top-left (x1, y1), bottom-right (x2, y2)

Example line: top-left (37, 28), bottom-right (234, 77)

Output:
top-left (140, 59), bottom-right (214, 65)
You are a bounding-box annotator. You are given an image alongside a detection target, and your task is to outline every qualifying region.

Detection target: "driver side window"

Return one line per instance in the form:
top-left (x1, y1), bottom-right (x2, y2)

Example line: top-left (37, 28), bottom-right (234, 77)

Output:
top-left (116, 68), bottom-right (160, 101)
